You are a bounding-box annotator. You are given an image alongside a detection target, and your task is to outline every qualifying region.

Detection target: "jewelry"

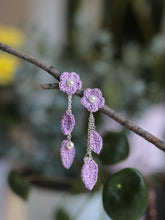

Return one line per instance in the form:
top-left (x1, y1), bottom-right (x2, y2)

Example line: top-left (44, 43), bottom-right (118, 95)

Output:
top-left (81, 88), bottom-right (105, 190)
top-left (59, 72), bottom-right (82, 169)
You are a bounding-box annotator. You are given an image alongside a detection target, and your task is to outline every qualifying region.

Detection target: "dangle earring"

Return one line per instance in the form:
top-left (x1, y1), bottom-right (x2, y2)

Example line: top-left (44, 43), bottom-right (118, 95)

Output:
top-left (59, 72), bottom-right (82, 169)
top-left (81, 88), bottom-right (105, 190)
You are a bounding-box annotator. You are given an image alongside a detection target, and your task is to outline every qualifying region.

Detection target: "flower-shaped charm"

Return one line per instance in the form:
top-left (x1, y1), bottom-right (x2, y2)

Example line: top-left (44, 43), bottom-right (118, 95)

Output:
top-left (61, 140), bottom-right (75, 169)
top-left (81, 158), bottom-right (98, 190)
top-left (59, 72), bottom-right (82, 95)
top-left (81, 88), bottom-right (105, 112)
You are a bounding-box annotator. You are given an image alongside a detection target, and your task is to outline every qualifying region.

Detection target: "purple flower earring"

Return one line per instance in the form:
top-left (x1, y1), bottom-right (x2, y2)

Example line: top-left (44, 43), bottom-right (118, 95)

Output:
top-left (81, 88), bottom-right (105, 190)
top-left (59, 72), bottom-right (82, 169)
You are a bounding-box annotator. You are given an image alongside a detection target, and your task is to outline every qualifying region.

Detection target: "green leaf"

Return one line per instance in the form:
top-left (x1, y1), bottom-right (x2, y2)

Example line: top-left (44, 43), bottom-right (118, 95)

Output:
top-left (132, 0), bottom-right (154, 41)
top-left (103, 81), bottom-right (122, 110)
top-left (102, 168), bottom-right (149, 220)
top-left (99, 131), bottom-right (129, 165)
top-left (8, 170), bottom-right (30, 200)
top-left (55, 208), bottom-right (70, 220)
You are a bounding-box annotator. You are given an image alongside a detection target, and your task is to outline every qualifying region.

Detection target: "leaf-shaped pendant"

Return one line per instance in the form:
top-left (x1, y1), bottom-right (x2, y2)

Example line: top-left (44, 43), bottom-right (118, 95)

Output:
top-left (61, 111), bottom-right (75, 135)
top-left (88, 130), bottom-right (103, 154)
top-left (61, 140), bottom-right (75, 169)
top-left (81, 159), bottom-right (98, 190)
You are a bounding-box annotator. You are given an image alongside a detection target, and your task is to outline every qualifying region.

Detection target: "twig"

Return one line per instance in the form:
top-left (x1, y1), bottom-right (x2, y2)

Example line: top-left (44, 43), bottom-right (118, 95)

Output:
top-left (27, 174), bottom-right (74, 190)
top-left (101, 106), bottom-right (165, 152)
top-left (40, 83), bottom-right (59, 90)
top-left (146, 181), bottom-right (158, 220)
top-left (0, 42), bottom-right (165, 152)
top-left (0, 42), bottom-right (61, 80)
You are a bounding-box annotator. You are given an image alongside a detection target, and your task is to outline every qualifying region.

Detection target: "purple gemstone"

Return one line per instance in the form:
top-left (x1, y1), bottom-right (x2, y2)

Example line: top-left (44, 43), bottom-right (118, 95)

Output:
top-left (81, 159), bottom-right (98, 190)
top-left (88, 130), bottom-right (103, 154)
top-left (61, 140), bottom-right (75, 169)
top-left (61, 111), bottom-right (75, 135)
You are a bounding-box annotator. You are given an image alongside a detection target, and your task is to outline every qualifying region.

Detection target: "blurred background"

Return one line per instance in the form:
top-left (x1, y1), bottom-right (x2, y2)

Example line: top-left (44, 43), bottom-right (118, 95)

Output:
top-left (0, 0), bottom-right (165, 220)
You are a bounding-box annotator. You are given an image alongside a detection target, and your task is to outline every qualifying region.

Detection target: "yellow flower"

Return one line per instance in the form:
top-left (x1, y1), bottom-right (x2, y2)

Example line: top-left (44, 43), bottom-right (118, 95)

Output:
top-left (0, 54), bottom-right (19, 85)
top-left (0, 25), bottom-right (25, 85)
top-left (0, 25), bottom-right (24, 47)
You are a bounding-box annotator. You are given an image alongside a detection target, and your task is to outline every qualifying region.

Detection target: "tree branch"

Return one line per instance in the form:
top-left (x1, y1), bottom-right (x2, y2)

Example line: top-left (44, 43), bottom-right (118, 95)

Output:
top-left (40, 83), bottom-right (59, 90)
top-left (0, 42), bottom-right (165, 152)
top-left (0, 42), bottom-right (61, 80)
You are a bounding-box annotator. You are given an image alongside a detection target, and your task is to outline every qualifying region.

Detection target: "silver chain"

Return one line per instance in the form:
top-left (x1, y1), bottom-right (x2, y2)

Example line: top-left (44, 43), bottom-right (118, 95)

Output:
top-left (67, 133), bottom-right (72, 141)
top-left (84, 112), bottom-right (96, 161)
top-left (67, 95), bottom-right (72, 112)
top-left (88, 112), bottom-right (95, 132)
top-left (66, 95), bottom-right (72, 142)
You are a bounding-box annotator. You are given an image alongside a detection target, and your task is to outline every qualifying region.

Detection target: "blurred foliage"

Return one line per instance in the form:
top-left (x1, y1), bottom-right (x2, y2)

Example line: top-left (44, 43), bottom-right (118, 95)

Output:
top-left (103, 168), bottom-right (149, 220)
top-left (55, 208), bottom-right (71, 220)
top-left (8, 170), bottom-right (30, 200)
top-left (99, 131), bottom-right (129, 165)
top-left (67, 0), bottom-right (165, 115)
top-left (102, 0), bottom-right (164, 51)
